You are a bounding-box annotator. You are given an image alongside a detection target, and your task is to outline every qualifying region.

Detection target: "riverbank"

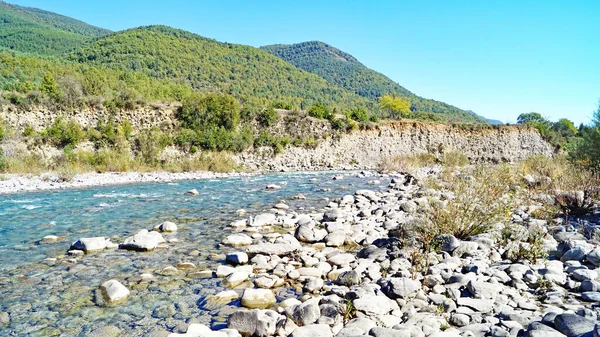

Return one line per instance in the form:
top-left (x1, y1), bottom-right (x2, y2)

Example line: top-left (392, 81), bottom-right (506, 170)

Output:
top-left (0, 171), bottom-right (255, 195)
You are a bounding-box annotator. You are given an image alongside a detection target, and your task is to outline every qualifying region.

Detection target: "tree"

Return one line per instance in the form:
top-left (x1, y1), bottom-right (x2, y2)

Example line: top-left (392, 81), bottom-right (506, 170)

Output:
top-left (517, 112), bottom-right (547, 125)
top-left (552, 118), bottom-right (578, 139)
top-left (574, 103), bottom-right (600, 171)
top-left (40, 72), bottom-right (60, 101)
top-left (179, 93), bottom-right (241, 132)
top-left (378, 94), bottom-right (411, 118)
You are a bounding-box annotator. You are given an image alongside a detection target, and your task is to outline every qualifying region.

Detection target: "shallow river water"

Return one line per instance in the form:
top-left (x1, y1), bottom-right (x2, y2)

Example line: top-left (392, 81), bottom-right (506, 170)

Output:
top-left (0, 171), bottom-right (381, 336)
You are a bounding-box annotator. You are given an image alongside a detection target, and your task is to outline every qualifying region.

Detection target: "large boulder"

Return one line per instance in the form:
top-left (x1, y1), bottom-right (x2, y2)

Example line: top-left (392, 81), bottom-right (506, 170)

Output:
top-left (379, 277), bottom-right (421, 299)
top-left (120, 230), bottom-right (165, 251)
top-left (554, 313), bottom-right (596, 337)
top-left (240, 289), bottom-right (277, 309)
top-left (71, 237), bottom-right (115, 253)
top-left (289, 298), bottom-right (321, 326)
top-left (227, 309), bottom-right (278, 337)
top-left (100, 280), bottom-right (130, 305)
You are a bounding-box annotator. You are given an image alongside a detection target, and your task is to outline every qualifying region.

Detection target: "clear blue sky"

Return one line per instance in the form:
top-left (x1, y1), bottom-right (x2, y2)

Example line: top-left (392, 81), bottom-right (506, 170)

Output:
top-left (8, 0), bottom-right (600, 124)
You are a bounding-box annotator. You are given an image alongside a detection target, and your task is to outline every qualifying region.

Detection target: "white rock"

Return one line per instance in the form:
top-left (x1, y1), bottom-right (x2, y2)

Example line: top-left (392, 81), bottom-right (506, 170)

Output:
top-left (120, 230), bottom-right (166, 251)
top-left (154, 221), bottom-right (178, 232)
top-left (222, 233), bottom-right (253, 246)
top-left (240, 288), bottom-right (277, 309)
top-left (71, 237), bottom-right (113, 253)
top-left (100, 280), bottom-right (130, 304)
top-left (186, 189), bottom-right (199, 196)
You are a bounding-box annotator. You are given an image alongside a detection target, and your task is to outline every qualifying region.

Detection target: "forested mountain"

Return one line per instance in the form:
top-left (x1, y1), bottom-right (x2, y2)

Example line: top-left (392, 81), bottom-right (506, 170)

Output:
top-left (0, 1), bottom-right (109, 55)
top-left (69, 26), bottom-right (369, 108)
top-left (0, 1), bottom-right (487, 123)
top-left (262, 41), bottom-right (484, 123)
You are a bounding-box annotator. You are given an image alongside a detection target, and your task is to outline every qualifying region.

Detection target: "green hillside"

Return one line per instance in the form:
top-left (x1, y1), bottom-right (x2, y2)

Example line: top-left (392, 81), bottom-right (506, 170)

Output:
top-left (70, 26), bottom-right (369, 108)
top-left (262, 41), bottom-right (484, 123)
top-left (0, 1), bottom-right (110, 55)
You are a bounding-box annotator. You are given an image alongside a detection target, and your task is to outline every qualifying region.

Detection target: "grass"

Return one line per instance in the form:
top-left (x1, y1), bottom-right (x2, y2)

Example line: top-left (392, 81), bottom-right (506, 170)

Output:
top-left (379, 153), bottom-right (437, 172)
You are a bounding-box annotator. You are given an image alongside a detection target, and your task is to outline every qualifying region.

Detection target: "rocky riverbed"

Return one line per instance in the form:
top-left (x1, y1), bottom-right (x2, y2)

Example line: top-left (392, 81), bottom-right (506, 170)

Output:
top-left (2, 169), bottom-right (600, 337)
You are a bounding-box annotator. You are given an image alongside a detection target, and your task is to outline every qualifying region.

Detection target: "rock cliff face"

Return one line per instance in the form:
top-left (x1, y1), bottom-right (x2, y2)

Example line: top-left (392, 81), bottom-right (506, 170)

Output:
top-left (0, 103), bottom-right (179, 131)
top-left (241, 122), bottom-right (555, 170)
top-left (0, 105), bottom-right (554, 171)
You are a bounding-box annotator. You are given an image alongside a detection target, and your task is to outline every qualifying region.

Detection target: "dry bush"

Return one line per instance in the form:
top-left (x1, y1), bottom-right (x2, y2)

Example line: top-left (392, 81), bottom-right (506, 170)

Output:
top-left (379, 153), bottom-right (437, 172)
top-left (441, 151), bottom-right (469, 168)
top-left (519, 155), bottom-right (599, 215)
top-left (417, 164), bottom-right (515, 241)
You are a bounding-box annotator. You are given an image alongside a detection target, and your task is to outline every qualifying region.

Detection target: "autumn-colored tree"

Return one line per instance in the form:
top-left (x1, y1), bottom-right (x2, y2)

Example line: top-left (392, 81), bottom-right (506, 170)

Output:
top-left (378, 94), bottom-right (411, 118)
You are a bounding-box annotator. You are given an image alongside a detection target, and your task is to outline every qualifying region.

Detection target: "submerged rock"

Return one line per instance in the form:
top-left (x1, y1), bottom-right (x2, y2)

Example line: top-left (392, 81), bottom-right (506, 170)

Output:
top-left (99, 280), bottom-right (130, 305)
top-left (222, 233), bottom-right (253, 247)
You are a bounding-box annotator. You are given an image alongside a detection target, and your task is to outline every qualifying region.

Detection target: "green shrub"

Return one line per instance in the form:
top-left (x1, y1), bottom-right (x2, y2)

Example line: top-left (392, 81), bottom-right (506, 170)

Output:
top-left (349, 107), bottom-right (370, 123)
top-left (257, 107), bottom-right (278, 127)
top-left (42, 117), bottom-right (85, 147)
top-left (179, 92), bottom-right (241, 132)
top-left (23, 124), bottom-right (35, 137)
top-left (308, 103), bottom-right (332, 119)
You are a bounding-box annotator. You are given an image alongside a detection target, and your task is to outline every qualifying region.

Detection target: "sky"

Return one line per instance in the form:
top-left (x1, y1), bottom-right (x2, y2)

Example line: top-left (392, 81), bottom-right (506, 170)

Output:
top-left (7, 0), bottom-right (600, 124)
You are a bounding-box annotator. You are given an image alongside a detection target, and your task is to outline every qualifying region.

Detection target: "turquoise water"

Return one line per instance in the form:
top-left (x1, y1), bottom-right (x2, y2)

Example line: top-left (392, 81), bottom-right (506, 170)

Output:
top-left (0, 172), bottom-right (380, 336)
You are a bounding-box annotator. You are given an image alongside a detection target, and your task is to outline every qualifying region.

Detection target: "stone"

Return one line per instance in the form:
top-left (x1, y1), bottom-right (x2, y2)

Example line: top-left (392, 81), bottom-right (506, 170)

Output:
top-left (222, 233), bottom-right (253, 247)
top-left (325, 231), bottom-right (346, 247)
top-left (451, 313), bottom-right (470, 327)
top-left (120, 230), bottom-right (166, 251)
top-left (240, 289), bottom-right (277, 309)
top-left (292, 193), bottom-right (306, 200)
top-left (274, 203), bottom-right (289, 210)
top-left (0, 312), bottom-right (9, 326)
top-left (227, 309), bottom-right (278, 337)
top-left (327, 253), bottom-right (355, 266)
top-left (290, 324), bottom-right (332, 337)
top-left (527, 322), bottom-right (567, 337)
top-left (252, 213), bottom-right (277, 227)
top-left (304, 277), bottom-right (324, 292)
top-left (561, 247), bottom-right (587, 262)
top-left (86, 326), bottom-right (121, 337)
top-left (290, 298), bottom-right (321, 326)
top-left (587, 248), bottom-right (600, 266)
top-left (324, 208), bottom-right (344, 221)
top-left (223, 271), bottom-right (250, 288)
top-left (353, 295), bottom-right (393, 316)
top-left (380, 277), bottom-right (421, 298)
top-left (369, 327), bottom-right (410, 337)
top-left (41, 235), bottom-right (59, 243)
top-left (438, 234), bottom-right (461, 252)
top-left (266, 184), bottom-right (281, 190)
top-left (100, 280), bottom-right (130, 305)
top-left (554, 313), bottom-right (595, 337)
top-left (246, 243), bottom-right (300, 256)
top-left (467, 280), bottom-right (501, 299)
top-left (186, 189), bottom-right (199, 195)
top-left (335, 270), bottom-right (361, 287)
top-left (226, 252), bottom-right (249, 265)
top-left (211, 290), bottom-right (240, 303)
top-left (456, 297), bottom-right (493, 313)
top-left (571, 269), bottom-right (597, 282)
top-left (71, 237), bottom-right (113, 253)
top-left (254, 276), bottom-right (282, 289)
top-left (168, 324), bottom-right (229, 337)
top-left (581, 292), bottom-right (600, 302)
top-left (154, 221), bottom-right (178, 232)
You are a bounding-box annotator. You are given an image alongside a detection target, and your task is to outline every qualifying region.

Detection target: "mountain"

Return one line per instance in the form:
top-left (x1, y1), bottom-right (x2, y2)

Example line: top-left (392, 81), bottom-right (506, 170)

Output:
top-left (0, 1), bottom-right (110, 55)
top-left (467, 110), bottom-right (503, 125)
top-left (261, 41), bottom-right (485, 123)
top-left (69, 26), bottom-right (368, 107)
